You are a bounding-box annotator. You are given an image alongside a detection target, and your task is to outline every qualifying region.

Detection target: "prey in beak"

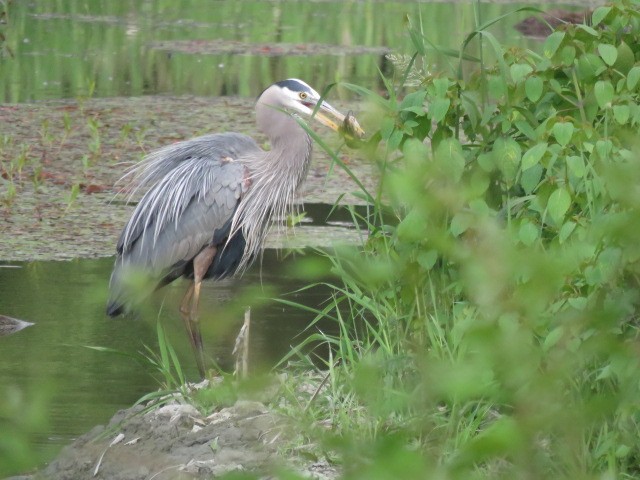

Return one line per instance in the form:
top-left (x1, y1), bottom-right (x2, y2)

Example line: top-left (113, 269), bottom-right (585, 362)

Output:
top-left (311, 101), bottom-right (365, 143)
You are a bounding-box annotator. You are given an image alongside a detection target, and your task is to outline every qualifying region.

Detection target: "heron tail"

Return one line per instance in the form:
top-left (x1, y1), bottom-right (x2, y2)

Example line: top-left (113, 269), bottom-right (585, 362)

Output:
top-left (106, 300), bottom-right (125, 317)
top-left (106, 255), bottom-right (180, 317)
top-left (105, 258), bottom-right (137, 317)
top-left (106, 267), bottom-right (127, 317)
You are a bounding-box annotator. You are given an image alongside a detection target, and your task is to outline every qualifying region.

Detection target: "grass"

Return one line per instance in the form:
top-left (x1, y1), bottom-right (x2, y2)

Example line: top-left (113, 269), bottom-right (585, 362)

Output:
top-left (117, 4), bottom-right (640, 476)
top-left (266, 1), bottom-right (640, 478)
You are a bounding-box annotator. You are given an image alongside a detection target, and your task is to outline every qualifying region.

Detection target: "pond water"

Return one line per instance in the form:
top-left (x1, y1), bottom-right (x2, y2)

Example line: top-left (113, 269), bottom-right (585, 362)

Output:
top-left (0, 0), bottom-right (589, 472)
top-left (0, 0), bottom-right (568, 103)
top-left (0, 246), bottom-right (335, 466)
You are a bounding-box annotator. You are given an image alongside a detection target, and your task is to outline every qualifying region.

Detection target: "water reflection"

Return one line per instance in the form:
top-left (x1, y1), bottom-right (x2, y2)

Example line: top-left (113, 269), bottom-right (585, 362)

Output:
top-left (1, 0), bottom-right (543, 102)
top-left (0, 250), bottom-right (332, 463)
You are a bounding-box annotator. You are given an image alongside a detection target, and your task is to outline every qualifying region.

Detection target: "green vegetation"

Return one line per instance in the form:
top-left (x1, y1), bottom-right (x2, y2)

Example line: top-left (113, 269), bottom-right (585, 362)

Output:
top-left (0, 386), bottom-right (49, 478)
top-left (102, 3), bottom-right (640, 478)
top-left (271, 1), bottom-right (640, 478)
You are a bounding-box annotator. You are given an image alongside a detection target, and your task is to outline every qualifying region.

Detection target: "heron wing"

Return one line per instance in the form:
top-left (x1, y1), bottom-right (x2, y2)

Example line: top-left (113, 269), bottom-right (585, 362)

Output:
top-left (121, 162), bottom-right (245, 273)
top-left (116, 132), bottom-right (259, 253)
top-left (107, 133), bottom-right (260, 314)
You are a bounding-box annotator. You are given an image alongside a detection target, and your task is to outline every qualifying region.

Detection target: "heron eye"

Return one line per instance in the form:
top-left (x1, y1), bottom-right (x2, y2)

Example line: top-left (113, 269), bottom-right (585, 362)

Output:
top-left (299, 92), bottom-right (307, 100)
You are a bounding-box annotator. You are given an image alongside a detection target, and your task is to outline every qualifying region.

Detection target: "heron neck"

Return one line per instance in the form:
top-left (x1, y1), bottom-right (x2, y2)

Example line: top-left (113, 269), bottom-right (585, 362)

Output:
top-left (266, 126), bottom-right (312, 179)
top-left (232, 112), bottom-right (313, 272)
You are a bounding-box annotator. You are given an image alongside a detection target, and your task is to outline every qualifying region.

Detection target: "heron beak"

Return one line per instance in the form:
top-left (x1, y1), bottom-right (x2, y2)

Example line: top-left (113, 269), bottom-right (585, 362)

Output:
top-left (312, 101), bottom-right (365, 139)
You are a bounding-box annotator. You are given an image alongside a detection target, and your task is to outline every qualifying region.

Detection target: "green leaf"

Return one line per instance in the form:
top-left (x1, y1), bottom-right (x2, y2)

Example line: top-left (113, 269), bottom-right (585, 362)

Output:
top-left (576, 53), bottom-right (606, 82)
top-left (417, 250), bottom-right (438, 270)
top-left (548, 78), bottom-right (562, 95)
top-left (560, 45), bottom-right (576, 65)
top-left (543, 326), bottom-right (564, 352)
top-left (566, 156), bottom-right (585, 178)
top-left (552, 122), bottom-right (574, 147)
top-left (547, 188), bottom-right (571, 224)
top-left (400, 90), bottom-right (427, 111)
top-left (524, 75), bottom-right (543, 102)
top-left (488, 75), bottom-right (507, 101)
top-left (450, 212), bottom-right (472, 237)
top-left (435, 138), bottom-right (465, 182)
top-left (510, 63), bottom-right (533, 84)
top-left (616, 445), bottom-right (631, 458)
top-left (521, 165), bottom-right (542, 194)
top-left (591, 6), bottom-right (611, 26)
top-left (627, 66), bottom-right (640, 90)
top-left (567, 295), bottom-right (586, 310)
top-left (577, 25), bottom-right (599, 37)
top-left (387, 129), bottom-right (403, 152)
top-left (430, 97), bottom-right (451, 123)
top-left (521, 142), bottom-right (547, 170)
top-left (543, 31), bottom-right (565, 58)
top-left (594, 80), bottom-right (614, 108)
top-left (403, 137), bottom-right (429, 162)
top-left (595, 139), bottom-right (613, 159)
top-left (614, 42), bottom-right (634, 74)
top-left (493, 137), bottom-right (522, 184)
top-left (461, 93), bottom-right (480, 128)
top-left (397, 209), bottom-right (428, 242)
top-left (477, 153), bottom-right (494, 172)
top-left (514, 120), bottom-right (536, 141)
top-left (432, 78), bottom-right (450, 97)
top-left (597, 44), bottom-right (618, 66)
top-left (380, 116), bottom-right (395, 140)
top-left (518, 220), bottom-right (538, 246)
top-left (479, 31), bottom-right (509, 84)
top-left (613, 104), bottom-right (630, 124)
top-left (559, 221), bottom-right (577, 243)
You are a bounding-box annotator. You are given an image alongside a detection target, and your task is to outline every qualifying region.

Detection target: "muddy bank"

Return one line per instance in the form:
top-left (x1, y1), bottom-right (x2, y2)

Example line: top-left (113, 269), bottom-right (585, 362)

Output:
top-left (15, 381), bottom-right (337, 480)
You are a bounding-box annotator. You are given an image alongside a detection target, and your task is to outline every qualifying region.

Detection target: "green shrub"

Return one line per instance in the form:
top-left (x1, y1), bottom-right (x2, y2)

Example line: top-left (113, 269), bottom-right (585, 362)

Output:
top-left (285, 2), bottom-right (640, 478)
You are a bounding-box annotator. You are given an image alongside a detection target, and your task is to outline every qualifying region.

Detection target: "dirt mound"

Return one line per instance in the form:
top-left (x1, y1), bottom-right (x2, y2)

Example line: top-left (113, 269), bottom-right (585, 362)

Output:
top-left (16, 397), bottom-right (337, 479)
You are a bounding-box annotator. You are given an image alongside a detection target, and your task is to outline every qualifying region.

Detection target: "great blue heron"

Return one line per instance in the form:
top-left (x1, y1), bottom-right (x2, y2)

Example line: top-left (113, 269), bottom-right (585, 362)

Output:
top-left (106, 79), bottom-right (364, 376)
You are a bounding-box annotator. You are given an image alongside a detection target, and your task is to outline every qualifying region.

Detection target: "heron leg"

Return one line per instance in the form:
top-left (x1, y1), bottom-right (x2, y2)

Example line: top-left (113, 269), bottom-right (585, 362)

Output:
top-left (183, 245), bottom-right (217, 378)
top-left (189, 279), bottom-right (205, 376)
top-left (180, 282), bottom-right (204, 376)
top-left (179, 282), bottom-right (195, 316)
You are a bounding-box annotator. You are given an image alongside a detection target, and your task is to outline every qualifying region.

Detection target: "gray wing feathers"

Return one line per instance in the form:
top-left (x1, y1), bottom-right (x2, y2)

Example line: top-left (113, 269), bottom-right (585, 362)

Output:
top-left (117, 132), bottom-right (259, 253)
top-left (108, 191), bottom-right (238, 312)
top-left (109, 133), bottom-right (259, 309)
top-left (133, 183), bottom-right (240, 273)
top-left (119, 133), bottom-right (258, 195)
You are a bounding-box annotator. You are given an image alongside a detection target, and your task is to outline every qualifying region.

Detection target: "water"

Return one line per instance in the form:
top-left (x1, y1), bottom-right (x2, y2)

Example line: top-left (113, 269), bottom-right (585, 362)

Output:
top-left (0, 248), bottom-right (334, 464)
top-left (0, 0), bottom-right (553, 102)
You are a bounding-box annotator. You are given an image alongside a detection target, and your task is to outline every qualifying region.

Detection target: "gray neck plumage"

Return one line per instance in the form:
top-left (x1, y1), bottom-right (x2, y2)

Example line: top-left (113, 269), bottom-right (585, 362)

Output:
top-left (232, 106), bottom-right (313, 272)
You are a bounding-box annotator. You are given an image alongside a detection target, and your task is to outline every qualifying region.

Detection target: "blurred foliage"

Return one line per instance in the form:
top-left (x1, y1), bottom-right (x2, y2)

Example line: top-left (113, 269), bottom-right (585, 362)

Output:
top-left (0, 386), bottom-right (49, 477)
top-left (281, 1), bottom-right (640, 479)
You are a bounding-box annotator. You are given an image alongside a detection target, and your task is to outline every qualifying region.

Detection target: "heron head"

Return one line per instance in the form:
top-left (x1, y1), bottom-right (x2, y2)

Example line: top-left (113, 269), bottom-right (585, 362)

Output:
top-left (258, 79), bottom-right (365, 139)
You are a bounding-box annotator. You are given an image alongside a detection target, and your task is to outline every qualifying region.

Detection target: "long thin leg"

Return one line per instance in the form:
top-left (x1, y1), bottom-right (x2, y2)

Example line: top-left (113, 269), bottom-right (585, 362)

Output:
top-left (189, 279), bottom-right (205, 376)
top-left (180, 282), bottom-right (194, 316)
top-left (182, 245), bottom-right (217, 378)
top-left (179, 282), bottom-right (200, 373)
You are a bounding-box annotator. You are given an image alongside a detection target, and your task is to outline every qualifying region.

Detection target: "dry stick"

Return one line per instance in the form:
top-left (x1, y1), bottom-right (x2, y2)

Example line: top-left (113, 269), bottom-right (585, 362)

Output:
top-left (233, 307), bottom-right (251, 379)
top-left (93, 433), bottom-right (124, 476)
top-left (304, 359), bottom-right (340, 413)
top-left (147, 464), bottom-right (183, 480)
